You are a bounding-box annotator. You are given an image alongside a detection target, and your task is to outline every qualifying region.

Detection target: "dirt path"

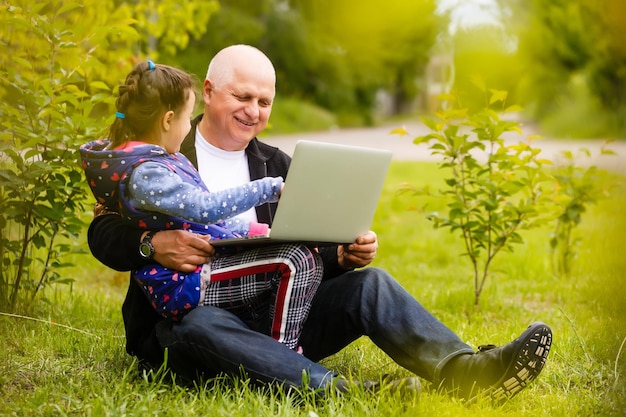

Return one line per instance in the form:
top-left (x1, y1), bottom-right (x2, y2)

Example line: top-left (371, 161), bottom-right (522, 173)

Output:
top-left (263, 121), bottom-right (626, 174)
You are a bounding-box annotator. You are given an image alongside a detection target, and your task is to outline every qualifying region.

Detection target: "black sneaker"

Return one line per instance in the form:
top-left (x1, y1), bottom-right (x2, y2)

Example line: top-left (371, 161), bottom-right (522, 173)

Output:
top-left (440, 322), bottom-right (552, 403)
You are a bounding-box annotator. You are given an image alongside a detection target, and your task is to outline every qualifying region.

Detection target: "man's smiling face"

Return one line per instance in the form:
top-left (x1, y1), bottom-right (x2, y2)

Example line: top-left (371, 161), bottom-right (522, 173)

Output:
top-left (202, 57), bottom-right (276, 151)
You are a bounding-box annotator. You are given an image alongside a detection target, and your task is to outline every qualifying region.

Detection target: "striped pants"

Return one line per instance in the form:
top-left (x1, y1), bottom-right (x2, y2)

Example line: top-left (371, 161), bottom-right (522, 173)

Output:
top-left (200, 244), bottom-right (323, 350)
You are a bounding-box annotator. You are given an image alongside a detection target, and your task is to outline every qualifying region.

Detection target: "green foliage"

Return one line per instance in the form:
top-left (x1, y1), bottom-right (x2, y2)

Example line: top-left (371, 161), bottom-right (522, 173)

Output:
top-left (133, 0), bottom-right (219, 57)
top-left (292, 0), bottom-right (441, 122)
top-left (451, 25), bottom-right (522, 113)
top-left (549, 143), bottom-right (617, 277)
top-left (161, 0), bottom-right (268, 80)
top-left (0, 0), bottom-right (218, 311)
top-left (173, 0), bottom-right (442, 125)
top-left (0, 2), bottom-right (116, 310)
top-left (397, 86), bottom-right (556, 305)
top-left (505, 0), bottom-right (626, 137)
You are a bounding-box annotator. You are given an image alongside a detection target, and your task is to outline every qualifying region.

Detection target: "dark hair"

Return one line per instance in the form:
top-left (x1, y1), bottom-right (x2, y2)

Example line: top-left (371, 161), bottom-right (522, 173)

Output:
top-left (109, 61), bottom-right (196, 147)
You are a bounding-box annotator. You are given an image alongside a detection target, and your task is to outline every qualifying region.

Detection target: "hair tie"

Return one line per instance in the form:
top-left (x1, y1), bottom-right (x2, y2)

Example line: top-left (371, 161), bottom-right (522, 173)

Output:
top-left (147, 60), bottom-right (156, 71)
top-left (115, 111), bottom-right (125, 119)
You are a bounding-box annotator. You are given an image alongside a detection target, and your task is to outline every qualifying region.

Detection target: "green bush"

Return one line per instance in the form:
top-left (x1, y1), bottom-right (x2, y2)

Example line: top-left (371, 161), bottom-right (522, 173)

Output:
top-left (0, 3), bottom-right (115, 310)
top-left (0, 0), bottom-right (217, 311)
top-left (549, 143), bottom-right (617, 277)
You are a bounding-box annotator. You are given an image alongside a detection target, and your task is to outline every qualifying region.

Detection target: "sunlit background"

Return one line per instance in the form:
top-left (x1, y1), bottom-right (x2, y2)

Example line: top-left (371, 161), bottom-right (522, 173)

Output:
top-left (2, 0), bottom-right (625, 138)
top-left (156, 0), bottom-right (626, 138)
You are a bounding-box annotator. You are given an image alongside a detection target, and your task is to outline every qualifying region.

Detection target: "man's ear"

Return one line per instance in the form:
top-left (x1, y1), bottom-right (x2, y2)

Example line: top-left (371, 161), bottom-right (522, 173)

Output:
top-left (161, 110), bottom-right (175, 132)
top-left (203, 79), bottom-right (213, 104)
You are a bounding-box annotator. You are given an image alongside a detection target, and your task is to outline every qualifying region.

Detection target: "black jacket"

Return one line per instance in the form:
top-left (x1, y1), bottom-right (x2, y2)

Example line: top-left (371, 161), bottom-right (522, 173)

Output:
top-left (87, 115), bottom-right (342, 364)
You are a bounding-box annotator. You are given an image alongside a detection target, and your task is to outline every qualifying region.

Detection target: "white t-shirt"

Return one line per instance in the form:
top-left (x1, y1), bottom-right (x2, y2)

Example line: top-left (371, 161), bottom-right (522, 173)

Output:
top-left (195, 127), bottom-right (258, 223)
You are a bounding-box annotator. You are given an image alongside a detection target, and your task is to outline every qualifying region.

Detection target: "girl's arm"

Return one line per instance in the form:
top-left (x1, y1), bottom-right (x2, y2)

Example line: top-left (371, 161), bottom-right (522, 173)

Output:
top-left (128, 161), bottom-right (282, 227)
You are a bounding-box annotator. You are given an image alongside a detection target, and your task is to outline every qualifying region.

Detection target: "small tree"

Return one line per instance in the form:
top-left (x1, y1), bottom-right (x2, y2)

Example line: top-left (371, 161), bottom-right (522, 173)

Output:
top-left (394, 86), bottom-right (556, 305)
top-left (549, 143), bottom-right (616, 277)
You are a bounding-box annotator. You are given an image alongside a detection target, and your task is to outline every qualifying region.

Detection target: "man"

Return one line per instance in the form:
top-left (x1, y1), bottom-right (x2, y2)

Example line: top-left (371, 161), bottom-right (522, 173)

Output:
top-left (88, 44), bottom-right (552, 401)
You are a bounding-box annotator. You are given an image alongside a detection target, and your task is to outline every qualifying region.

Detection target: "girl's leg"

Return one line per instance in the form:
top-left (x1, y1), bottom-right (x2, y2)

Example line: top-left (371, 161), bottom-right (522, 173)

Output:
top-left (135, 264), bottom-right (203, 321)
top-left (203, 244), bottom-right (323, 350)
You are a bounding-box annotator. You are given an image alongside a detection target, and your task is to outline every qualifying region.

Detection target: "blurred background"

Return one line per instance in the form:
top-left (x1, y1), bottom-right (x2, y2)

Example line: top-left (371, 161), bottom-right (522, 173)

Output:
top-left (152, 0), bottom-right (626, 138)
top-left (3, 0), bottom-right (626, 139)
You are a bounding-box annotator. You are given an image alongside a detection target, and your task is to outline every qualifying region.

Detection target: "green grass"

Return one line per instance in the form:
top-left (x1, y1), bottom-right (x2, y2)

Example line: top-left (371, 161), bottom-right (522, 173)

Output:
top-left (2, 161), bottom-right (625, 416)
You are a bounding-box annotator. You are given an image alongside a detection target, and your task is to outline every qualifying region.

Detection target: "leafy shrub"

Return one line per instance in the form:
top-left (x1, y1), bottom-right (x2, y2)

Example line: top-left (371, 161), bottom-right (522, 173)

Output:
top-left (0, 3), bottom-right (117, 310)
top-left (549, 143), bottom-right (617, 277)
top-left (0, 0), bottom-right (216, 311)
top-left (395, 86), bottom-right (556, 305)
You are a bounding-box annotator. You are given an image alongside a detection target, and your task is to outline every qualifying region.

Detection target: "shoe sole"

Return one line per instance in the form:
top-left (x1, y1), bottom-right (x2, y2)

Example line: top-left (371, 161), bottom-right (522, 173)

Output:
top-left (488, 322), bottom-right (552, 403)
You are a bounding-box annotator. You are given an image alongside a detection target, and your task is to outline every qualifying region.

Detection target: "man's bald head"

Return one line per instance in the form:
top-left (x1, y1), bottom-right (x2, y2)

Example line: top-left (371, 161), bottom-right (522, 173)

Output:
top-left (206, 45), bottom-right (276, 90)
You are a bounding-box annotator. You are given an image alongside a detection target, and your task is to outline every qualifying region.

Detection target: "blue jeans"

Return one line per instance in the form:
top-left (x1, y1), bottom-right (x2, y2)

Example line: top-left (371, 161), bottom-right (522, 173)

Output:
top-left (155, 267), bottom-right (474, 389)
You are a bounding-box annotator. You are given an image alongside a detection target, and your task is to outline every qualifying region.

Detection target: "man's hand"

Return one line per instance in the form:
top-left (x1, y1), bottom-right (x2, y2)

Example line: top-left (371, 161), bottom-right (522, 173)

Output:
top-left (150, 230), bottom-right (214, 272)
top-left (338, 230), bottom-right (378, 270)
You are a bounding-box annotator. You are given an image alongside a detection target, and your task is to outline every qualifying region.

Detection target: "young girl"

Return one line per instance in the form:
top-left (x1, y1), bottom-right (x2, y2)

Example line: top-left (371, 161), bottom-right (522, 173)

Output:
top-left (80, 61), bottom-right (322, 351)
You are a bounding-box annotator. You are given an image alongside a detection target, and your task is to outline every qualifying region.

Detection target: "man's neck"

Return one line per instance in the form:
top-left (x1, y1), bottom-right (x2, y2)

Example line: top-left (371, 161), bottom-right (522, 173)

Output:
top-left (196, 117), bottom-right (219, 149)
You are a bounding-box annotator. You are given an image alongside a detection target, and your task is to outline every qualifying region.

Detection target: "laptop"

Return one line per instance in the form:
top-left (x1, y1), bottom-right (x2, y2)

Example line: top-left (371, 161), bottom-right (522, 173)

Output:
top-left (211, 140), bottom-right (392, 247)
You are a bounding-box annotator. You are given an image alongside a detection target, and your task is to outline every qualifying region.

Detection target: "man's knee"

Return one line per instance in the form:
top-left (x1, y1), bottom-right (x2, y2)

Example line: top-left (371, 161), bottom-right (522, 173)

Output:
top-left (351, 267), bottom-right (401, 303)
top-left (355, 267), bottom-right (395, 286)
